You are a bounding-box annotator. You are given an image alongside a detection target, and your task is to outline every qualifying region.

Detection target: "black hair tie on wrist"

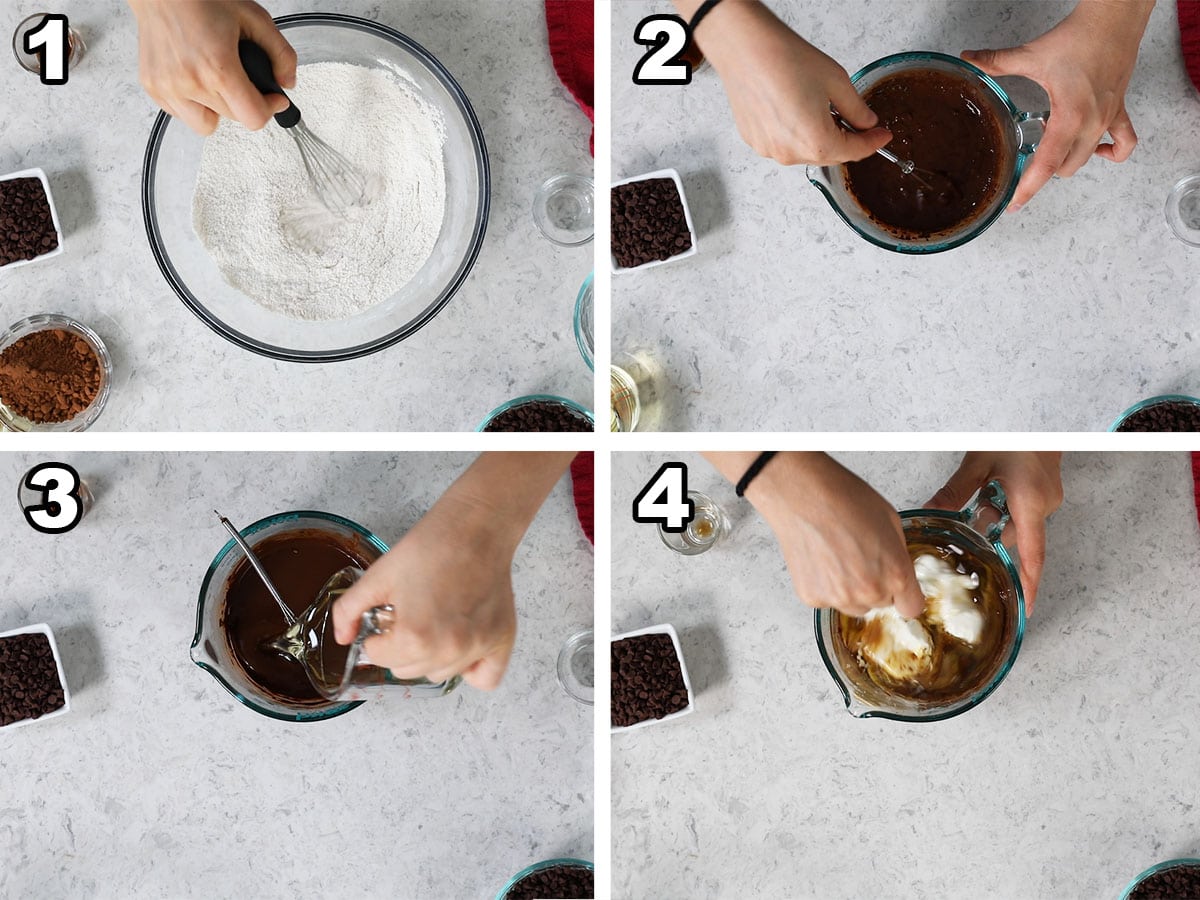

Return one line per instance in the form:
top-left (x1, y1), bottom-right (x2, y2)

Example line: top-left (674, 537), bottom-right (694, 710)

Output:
top-left (689, 0), bottom-right (726, 36)
top-left (735, 451), bottom-right (778, 498)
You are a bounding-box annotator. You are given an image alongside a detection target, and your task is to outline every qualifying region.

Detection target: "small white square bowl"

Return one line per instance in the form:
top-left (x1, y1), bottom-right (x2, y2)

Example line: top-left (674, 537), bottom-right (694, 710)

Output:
top-left (0, 623), bottom-right (71, 730)
top-left (610, 168), bottom-right (698, 274)
top-left (0, 168), bottom-right (66, 272)
top-left (610, 623), bottom-right (695, 733)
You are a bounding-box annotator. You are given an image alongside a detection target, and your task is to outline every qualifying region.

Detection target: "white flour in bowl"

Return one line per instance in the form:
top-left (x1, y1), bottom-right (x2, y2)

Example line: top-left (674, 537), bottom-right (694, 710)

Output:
top-left (192, 61), bottom-right (446, 321)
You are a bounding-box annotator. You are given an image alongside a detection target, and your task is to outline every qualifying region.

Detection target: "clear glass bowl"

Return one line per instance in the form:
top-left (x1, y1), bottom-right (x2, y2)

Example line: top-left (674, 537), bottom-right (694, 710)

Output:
top-left (1120, 859), bottom-right (1200, 899)
top-left (556, 629), bottom-right (594, 705)
top-left (807, 51), bottom-right (1046, 254)
top-left (476, 394), bottom-right (595, 432)
top-left (495, 858), bottom-right (594, 900)
top-left (191, 510), bottom-right (388, 722)
top-left (574, 272), bottom-right (593, 371)
top-left (533, 173), bottom-right (594, 246)
top-left (1166, 174), bottom-right (1200, 247)
top-left (141, 13), bottom-right (490, 362)
top-left (1110, 394), bottom-right (1200, 432)
top-left (0, 314), bottom-right (112, 432)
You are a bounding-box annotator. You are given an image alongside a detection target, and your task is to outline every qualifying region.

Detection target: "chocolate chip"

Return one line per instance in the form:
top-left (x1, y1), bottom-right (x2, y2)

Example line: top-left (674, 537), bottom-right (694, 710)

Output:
top-left (0, 177), bottom-right (58, 267)
top-left (0, 633), bottom-right (65, 727)
top-left (611, 178), bottom-right (692, 269)
top-left (506, 864), bottom-right (593, 900)
top-left (1128, 864), bottom-right (1200, 899)
top-left (1116, 401), bottom-right (1200, 432)
top-left (483, 400), bottom-right (592, 433)
top-left (611, 633), bottom-right (689, 728)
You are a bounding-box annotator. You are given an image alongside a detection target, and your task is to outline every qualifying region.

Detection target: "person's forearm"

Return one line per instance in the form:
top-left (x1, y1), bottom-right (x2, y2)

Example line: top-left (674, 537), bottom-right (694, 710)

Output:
top-left (671, 0), bottom-right (777, 63)
top-left (703, 451), bottom-right (835, 518)
top-left (441, 451), bottom-right (577, 553)
top-left (1069, 0), bottom-right (1154, 41)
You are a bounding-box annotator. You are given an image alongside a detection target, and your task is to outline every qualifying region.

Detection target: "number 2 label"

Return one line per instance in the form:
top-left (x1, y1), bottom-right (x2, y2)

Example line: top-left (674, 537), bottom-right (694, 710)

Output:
top-left (633, 15), bottom-right (692, 86)
top-left (633, 462), bottom-right (694, 532)
top-left (24, 14), bottom-right (70, 86)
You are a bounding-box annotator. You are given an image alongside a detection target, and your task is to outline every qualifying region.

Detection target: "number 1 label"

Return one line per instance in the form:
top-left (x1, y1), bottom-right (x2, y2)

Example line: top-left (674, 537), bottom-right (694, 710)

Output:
top-left (24, 14), bottom-right (70, 85)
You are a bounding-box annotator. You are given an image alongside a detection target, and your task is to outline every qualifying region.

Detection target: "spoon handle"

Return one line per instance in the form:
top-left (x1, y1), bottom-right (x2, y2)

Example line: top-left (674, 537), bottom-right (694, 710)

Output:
top-left (214, 511), bottom-right (296, 626)
top-left (237, 40), bottom-right (300, 129)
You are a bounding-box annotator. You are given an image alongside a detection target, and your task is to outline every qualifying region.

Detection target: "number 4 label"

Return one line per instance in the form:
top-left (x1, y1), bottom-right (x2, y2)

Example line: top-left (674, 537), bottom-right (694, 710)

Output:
top-left (633, 462), bottom-right (694, 532)
top-left (24, 14), bottom-right (70, 86)
top-left (632, 15), bottom-right (692, 86)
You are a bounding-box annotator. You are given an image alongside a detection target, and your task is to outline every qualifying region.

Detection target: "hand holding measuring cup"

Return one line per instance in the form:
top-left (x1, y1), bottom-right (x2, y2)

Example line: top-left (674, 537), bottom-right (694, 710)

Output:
top-left (924, 452), bottom-right (1064, 613)
top-left (961, 0), bottom-right (1154, 210)
top-left (331, 493), bottom-right (520, 691)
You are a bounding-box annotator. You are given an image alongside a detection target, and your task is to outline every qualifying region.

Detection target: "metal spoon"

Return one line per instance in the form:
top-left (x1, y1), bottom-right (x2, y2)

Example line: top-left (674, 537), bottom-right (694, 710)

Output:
top-left (213, 510), bottom-right (296, 627)
top-left (834, 113), bottom-right (924, 181)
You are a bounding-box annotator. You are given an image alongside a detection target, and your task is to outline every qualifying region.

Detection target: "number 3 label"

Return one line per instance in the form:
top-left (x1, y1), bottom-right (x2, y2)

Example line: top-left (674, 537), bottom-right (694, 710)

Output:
top-left (21, 462), bottom-right (85, 534)
top-left (633, 462), bottom-right (694, 532)
top-left (633, 15), bottom-right (692, 86)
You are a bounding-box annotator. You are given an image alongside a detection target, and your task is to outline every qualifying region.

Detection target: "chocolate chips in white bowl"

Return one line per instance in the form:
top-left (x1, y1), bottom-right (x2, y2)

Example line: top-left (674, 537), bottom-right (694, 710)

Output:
top-left (610, 168), bottom-right (698, 273)
top-left (0, 169), bottom-right (64, 271)
top-left (0, 625), bottom-right (70, 729)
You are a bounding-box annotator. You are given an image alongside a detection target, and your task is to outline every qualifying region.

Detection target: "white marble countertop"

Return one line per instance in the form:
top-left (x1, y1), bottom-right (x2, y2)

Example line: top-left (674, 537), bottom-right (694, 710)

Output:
top-left (613, 451), bottom-right (1200, 899)
top-left (612, 1), bottom-right (1200, 431)
top-left (0, 0), bottom-right (593, 431)
top-left (0, 452), bottom-right (593, 897)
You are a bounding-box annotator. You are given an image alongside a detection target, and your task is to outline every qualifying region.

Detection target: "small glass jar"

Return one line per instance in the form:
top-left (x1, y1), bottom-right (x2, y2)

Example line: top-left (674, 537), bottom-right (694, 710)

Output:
top-left (574, 272), bottom-right (593, 371)
top-left (532, 174), bottom-right (594, 246)
top-left (658, 491), bottom-right (729, 555)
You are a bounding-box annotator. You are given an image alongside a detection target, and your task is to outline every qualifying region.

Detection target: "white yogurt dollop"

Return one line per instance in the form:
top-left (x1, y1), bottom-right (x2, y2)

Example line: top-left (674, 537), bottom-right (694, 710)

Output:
top-left (915, 553), bottom-right (983, 644)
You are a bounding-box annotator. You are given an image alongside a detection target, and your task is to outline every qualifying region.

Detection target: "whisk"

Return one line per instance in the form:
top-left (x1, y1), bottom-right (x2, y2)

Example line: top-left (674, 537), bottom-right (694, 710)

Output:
top-left (238, 40), bottom-right (367, 215)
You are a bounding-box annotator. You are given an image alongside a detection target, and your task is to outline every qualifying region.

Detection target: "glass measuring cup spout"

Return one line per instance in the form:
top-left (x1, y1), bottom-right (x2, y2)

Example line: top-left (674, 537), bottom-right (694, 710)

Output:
top-left (814, 480), bottom-right (1027, 722)
top-left (806, 51), bottom-right (1049, 254)
top-left (265, 565), bottom-right (462, 702)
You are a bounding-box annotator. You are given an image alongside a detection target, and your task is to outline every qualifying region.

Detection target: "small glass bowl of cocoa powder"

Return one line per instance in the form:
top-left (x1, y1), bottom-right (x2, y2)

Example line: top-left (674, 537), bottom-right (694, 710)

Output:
top-left (0, 314), bottom-right (111, 432)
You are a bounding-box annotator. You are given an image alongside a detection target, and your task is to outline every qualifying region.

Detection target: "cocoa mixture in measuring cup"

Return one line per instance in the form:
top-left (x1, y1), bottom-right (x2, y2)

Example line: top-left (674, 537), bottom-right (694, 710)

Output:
top-left (221, 530), bottom-right (372, 705)
top-left (845, 68), bottom-right (1006, 237)
top-left (0, 329), bottom-right (101, 423)
top-left (835, 536), bottom-right (1013, 703)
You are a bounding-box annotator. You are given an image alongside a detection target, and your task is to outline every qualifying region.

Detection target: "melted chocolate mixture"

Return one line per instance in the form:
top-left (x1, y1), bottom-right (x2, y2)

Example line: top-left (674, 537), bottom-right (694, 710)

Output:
top-left (845, 68), bottom-right (1007, 238)
top-left (835, 536), bottom-right (1014, 704)
top-left (222, 531), bottom-right (370, 705)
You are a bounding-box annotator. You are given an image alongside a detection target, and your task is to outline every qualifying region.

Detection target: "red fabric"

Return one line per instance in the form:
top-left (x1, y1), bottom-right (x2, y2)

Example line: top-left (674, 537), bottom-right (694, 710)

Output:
top-left (1192, 452), bottom-right (1200, 529)
top-left (545, 0), bottom-right (594, 155)
top-left (571, 451), bottom-right (594, 544)
top-left (1182, 0), bottom-right (1200, 94)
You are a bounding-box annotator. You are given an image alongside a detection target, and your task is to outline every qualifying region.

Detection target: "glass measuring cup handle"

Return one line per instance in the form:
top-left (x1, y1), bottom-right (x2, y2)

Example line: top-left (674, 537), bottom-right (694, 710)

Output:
top-left (349, 603), bottom-right (461, 698)
top-left (1015, 110), bottom-right (1050, 154)
top-left (959, 480), bottom-right (1012, 545)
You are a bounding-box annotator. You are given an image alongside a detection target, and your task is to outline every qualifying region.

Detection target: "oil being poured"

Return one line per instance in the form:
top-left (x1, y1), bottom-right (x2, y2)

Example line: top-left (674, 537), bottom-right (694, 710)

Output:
top-left (835, 536), bottom-right (1012, 703)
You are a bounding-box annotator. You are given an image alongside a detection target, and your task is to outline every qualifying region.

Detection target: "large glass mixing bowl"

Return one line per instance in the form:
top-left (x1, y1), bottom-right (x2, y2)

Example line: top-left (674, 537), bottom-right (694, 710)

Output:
top-left (142, 13), bottom-right (490, 362)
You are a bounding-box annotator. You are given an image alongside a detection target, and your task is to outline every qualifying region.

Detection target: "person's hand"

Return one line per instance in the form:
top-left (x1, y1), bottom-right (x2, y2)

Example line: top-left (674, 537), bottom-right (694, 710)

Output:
top-left (331, 492), bottom-right (519, 691)
top-left (127, 0), bottom-right (298, 136)
top-left (961, 0), bottom-right (1154, 211)
top-left (679, 1), bottom-right (891, 166)
top-left (706, 453), bottom-right (925, 617)
top-left (926, 452), bottom-right (1064, 613)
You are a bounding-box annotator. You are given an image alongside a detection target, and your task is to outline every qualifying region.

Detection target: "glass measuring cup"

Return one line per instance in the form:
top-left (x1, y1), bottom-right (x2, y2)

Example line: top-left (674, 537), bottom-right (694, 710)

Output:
top-left (807, 51), bottom-right (1048, 254)
top-left (191, 510), bottom-right (456, 721)
top-left (267, 565), bottom-right (462, 701)
top-left (814, 481), bottom-right (1026, 721)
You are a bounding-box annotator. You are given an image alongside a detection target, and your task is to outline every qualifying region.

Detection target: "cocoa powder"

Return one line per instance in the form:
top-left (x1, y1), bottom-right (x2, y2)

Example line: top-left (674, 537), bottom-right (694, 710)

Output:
top-left (0, 328), bottom-right (102, 423)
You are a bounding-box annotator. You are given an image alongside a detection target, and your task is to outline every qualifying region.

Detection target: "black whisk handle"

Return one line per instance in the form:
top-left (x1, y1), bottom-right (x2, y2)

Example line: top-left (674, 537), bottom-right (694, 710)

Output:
top-left (238, 40), bottom-right (300, 129)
